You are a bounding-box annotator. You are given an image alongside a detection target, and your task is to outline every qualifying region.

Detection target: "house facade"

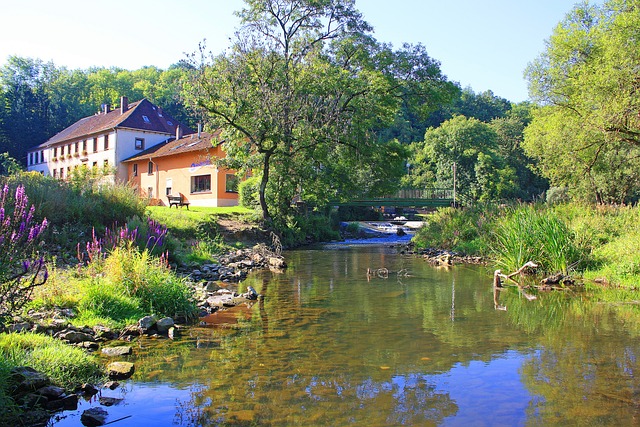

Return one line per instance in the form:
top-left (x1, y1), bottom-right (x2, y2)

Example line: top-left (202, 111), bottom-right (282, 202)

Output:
top-left (26, 97), bottom-right (191, 182)
top-left (122, 130), bottom-right (239, 208)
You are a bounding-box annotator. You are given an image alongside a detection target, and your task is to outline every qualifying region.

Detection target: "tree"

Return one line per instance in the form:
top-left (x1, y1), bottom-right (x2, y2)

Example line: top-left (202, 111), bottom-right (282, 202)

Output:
top-left (410, 115), bottom-right (518, 203)
top-left (524, 0), bottom-right (640, 204)
top-left (185, 0), bottom-right (457, 224)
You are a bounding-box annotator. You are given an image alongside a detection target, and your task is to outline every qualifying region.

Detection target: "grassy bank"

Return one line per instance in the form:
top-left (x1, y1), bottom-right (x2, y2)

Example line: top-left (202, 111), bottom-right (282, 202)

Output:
top-left (413, 202), bottom-right (640, 291)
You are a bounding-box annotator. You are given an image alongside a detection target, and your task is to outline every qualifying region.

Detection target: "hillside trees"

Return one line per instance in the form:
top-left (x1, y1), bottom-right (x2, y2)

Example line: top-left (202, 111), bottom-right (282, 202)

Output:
top-left (0, 58), bottom-right (194, 164)
top-left (185, 0), bottom-right (458, 224)
top-left (524, 0), bottom-right (640, 204)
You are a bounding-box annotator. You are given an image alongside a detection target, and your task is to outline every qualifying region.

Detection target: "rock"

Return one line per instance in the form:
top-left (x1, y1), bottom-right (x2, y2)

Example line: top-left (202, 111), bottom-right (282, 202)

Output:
top-left (22, 392), bottom-right (48, 409)
top-left (120, 324), bottom-right (140, 339)
top-left (79, 383), bottom-right (99, 396)
top-left (244, 286), bottom-right (258, 300)
top-left (156, 317), bottom-right (175, 334)
top-left (36, 385), bottom-right (65, 400)
top-left (46, 394), bottom-right (78, 411)
top-left (103, 381), bottom-right (120, 390)
top-left (8, 321), bottom-right (32, 332)
top-left (137, 315), bottom-right (158, 333)
top-left (10, 367), bottom-right (50, 394)
top-left (58, 330), bottom-right (95, 344)
top-left (101, 346), bottom-right (132, 357)
top-left (268, 256), bottom-right (287, 269)
top-left (204, 281), bottom-right (221, 292)
top-left (106, 362), bottom-right (135, 380)
top-left (81, 407), bottom-right (108, 426)
top-left (99, 396), bottom-right (123, 406)
top-left (93, 325), bottom-right (117, 340)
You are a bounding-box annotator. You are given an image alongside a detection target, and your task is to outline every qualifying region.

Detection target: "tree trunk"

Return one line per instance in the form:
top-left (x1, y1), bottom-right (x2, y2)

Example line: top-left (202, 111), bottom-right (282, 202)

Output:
top-left (259, 151), bottom-right (272, 223)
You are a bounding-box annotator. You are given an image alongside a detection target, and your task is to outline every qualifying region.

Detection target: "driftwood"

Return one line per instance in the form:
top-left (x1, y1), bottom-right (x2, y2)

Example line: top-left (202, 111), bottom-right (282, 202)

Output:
top-left (366, 268), bottom-right (412, 281)
top-left (493, 262), bottom-right (539, 309)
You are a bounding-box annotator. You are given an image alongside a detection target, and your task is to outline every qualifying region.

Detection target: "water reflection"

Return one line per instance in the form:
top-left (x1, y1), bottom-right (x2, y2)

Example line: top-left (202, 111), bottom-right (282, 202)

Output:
top-left (52, 246), bottom-right (640, 426)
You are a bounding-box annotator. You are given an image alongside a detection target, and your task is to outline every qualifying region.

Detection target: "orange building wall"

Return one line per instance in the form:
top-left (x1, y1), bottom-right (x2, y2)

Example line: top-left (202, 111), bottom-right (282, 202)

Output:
top-left (127, 146), bottom-right (238, 207)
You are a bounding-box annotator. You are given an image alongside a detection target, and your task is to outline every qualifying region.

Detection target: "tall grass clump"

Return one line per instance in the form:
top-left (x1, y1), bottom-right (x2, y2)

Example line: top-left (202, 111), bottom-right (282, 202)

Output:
top-left (0, 332), bottom-right (103, 388)
top-left (492, 205), bottom-right (583, 275)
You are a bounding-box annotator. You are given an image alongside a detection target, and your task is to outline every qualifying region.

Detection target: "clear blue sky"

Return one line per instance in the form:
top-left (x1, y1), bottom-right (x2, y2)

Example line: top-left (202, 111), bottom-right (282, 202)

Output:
top-left (0, 0), bottom-right (598, 103)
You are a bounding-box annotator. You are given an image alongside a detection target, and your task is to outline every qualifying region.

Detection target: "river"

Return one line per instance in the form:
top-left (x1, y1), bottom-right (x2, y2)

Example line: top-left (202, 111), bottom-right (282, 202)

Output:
top-left (53, 243), bottom-right (640, 426)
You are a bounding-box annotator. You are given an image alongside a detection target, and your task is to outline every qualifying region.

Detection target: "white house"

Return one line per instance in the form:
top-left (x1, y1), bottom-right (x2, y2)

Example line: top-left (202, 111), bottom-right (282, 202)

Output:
top-left (26, 97), bottom-right (192, 182)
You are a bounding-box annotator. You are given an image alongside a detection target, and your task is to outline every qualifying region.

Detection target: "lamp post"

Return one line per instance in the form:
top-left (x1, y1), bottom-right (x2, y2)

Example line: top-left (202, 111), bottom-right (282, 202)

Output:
top-left (452, 162), bottom-right (457, 208)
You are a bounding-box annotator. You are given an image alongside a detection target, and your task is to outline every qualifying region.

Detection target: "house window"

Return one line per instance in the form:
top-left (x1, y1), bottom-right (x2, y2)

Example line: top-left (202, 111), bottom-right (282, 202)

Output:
top-left (191, 175), bottom-right (211, 193)
top-left (166, 178), bottom-right (172, 196)
top-left (93, 138), bottom-right (98, 152)
top-left (59, 168), bottom-right (64, 179)
top-left (166, 186), bottom-right (172, 196)
top-left (53, 147), bottom-right (57, 157)
top-left (132, 164), bottom-right (138, 177)
top-left (53, 169), bottom-right (57, 178)
top-left (135, 138), bottom-right (145, 150)
top-left (75, 141), bottom-right (79, 153)
top-left (148, 161), bottom-right (154, 175)
top-left (103, 160), bottom-right (109, 171)
top-left (104, 135), bottom-right (109, 150)
top-left (82, 140), bottom-right (87, 152)
top-left (225, 174), bottom-right (239, 193)
top-left (142, 115), bottom-right (150, 123)
top-left (148, 187), bottom-right (154, 198)
top-left (92, 162), bottom-right (97, 168)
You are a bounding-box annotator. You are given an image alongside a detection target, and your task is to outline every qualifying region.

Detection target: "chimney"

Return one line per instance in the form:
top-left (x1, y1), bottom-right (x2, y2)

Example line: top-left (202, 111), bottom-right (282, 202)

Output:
top-left (176, 125), bottom-right (183, 140)
top-left (197, 123), bottom-right (202, 138)
top-left (121, 96), bottom-right (128, 114)
top-left (101, 104), bottom-right (111, 114)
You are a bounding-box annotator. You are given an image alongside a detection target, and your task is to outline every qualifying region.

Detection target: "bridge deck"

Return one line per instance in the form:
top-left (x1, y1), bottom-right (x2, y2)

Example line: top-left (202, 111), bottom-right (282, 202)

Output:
top-left (333, 188), bottom-right (454, 208)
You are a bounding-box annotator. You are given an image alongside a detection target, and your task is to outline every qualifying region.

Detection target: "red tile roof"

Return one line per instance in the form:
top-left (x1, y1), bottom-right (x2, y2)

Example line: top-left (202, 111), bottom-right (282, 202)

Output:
top-left (122, 130), bottom-right (224, 162)
top-left (36, 99), bottom-right (193, 148)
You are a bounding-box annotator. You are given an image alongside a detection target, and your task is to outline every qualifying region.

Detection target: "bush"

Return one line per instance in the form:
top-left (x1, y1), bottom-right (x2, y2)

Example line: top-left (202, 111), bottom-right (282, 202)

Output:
top-left (238, 176), bottom-right (261, 209)
top-left (412, 203), bottom-right (498, 255)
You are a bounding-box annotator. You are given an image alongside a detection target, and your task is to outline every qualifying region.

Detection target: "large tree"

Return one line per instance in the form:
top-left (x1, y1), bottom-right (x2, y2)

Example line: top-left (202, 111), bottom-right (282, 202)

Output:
top-left (185, 0), bottom-right (457, 224)
top-left (524, 0), bottom-right (640, 204)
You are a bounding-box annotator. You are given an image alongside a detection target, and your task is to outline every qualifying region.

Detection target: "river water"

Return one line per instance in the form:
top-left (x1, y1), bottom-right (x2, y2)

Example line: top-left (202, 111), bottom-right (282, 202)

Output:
top-left (53, 243), bottom-right (640, 426)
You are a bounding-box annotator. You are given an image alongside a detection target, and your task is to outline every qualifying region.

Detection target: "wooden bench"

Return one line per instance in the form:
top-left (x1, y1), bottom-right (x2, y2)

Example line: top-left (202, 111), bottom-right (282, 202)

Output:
top-left (167, 193), bottom-right (190, 209)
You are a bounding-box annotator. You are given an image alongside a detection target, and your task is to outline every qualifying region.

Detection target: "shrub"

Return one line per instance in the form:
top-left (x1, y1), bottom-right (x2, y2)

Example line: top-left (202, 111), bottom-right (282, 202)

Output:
top-left (238, 176), bottom-right (261, 209)
top-left (77, 282), bottom-right (143, 326)
top-left (0, 183), bottom-right (49, 319)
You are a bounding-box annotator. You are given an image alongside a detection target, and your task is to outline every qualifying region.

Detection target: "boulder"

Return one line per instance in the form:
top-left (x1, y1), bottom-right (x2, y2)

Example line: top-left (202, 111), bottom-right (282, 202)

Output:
top-left (268, 256), bottom-right (287, 269)
top-left (8, 322), bottom-right (32, 333)
top-left (58, 330), bottom-right (95, 344)
top-left (99, 396), bottom-right (123, 406)
top-left (137, 315), bottom-right (158, 333)
top-left (10, 367), bottom-right (50, 394)
top-left (156, 317), bottom-right (175, 334)
top-left (81, 407), bottom-right (108, 426)
top-left (103, 381), bottom-right (120, 390)
top-left (106, 362), bottom-right (135, 380)
top-left (36, 385), bottom-right (65, 400)
top-left (101, 346), bottom-right (132, 357)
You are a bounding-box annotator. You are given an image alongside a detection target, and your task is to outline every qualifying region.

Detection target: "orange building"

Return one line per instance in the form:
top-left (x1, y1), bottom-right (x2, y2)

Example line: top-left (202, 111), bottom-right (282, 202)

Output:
top-left (123, 130), bottom-right (239, 207)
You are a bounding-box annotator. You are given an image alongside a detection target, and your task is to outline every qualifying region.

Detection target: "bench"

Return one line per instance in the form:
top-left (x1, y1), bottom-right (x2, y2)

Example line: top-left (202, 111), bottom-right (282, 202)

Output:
top-left (167, 193), bottom-right (190, 209)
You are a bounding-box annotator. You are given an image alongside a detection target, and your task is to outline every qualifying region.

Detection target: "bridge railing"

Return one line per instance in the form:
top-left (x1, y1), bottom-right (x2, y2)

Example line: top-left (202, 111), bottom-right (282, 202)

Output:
top-left (332, 188), bottom-right (454, 208)
top-left (390, 188), bottom-right (453, 200)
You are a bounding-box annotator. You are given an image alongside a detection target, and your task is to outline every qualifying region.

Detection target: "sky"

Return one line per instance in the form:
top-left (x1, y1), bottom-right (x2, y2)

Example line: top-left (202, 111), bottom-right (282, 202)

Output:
top-left (0, 0), bottom-right (596, 103)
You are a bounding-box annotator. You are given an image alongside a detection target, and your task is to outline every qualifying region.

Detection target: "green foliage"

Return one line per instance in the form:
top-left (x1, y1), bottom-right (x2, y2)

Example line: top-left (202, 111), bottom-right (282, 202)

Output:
top-left (0, 332), bottom-right (103, 388)
top-left (77, 282), bottom-right (143, 326)
top-left (0, 153), bottom-right (22, 176)
top-left (101, 247), bottom-right (196, 319)
top-left (1, 172), bottom-right (146, 230)
top-left (491, 205), bottom-right (583, 275)
top-left (238, 175), bottom-right (261, 209)
top-left (524, 0), bottom-right (640, 204)
top-left (412, 204), bottom-right (498, 255)
top-left (186, 1), bottom-right (457, 224)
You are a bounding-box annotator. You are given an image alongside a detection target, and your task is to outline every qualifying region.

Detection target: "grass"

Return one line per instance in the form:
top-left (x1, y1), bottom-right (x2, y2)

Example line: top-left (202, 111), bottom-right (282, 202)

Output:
top-left (413, 202), bottom-right (640, 290)
top-left (0, 332), bottom-right (103, 388)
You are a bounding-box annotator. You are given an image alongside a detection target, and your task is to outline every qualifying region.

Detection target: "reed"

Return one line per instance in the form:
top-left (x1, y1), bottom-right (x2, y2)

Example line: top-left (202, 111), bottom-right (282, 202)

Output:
top-left (492, 205), bottom-right (583, 275)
